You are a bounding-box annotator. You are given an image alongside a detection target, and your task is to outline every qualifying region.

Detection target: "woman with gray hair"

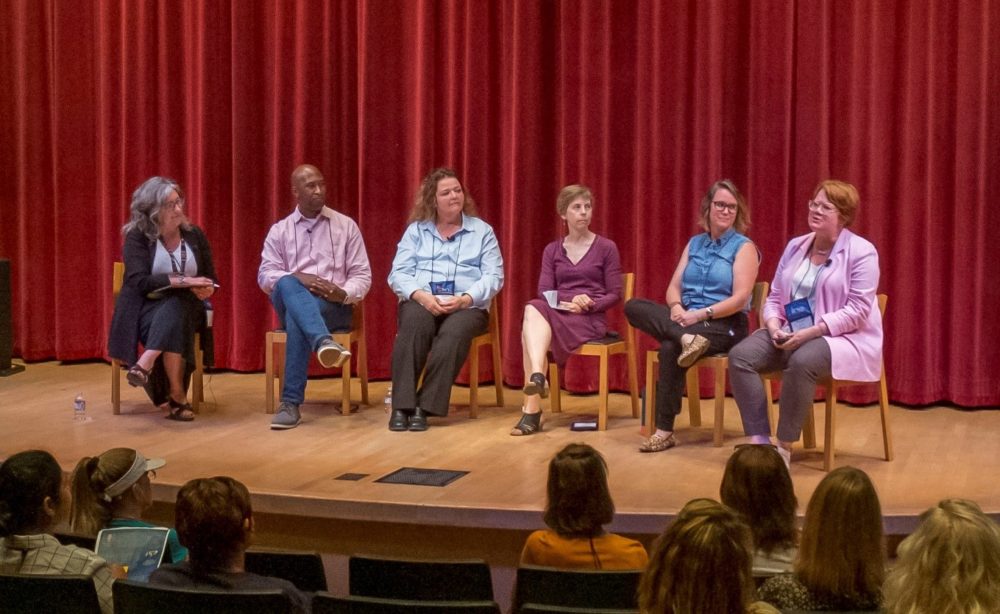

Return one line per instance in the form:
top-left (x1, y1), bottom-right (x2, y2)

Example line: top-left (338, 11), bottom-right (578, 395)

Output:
top-left (108, 177), bottom-right (216, 421)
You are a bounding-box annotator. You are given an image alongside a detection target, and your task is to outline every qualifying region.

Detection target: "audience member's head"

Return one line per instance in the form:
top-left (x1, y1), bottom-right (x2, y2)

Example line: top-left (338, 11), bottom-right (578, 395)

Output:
top-left (797, 466), bottom-right (885, 605)
top-left (174, 476), bottom-right (253, 572)
top-left (884, 498), bottom-right (1000, 614)
top-left (0, 450), bottom-right (65, 536)
top-left (720, 444), bottom-right (797, 555)
top-left (639, 498), bottom-right (756, 614)
top-left (543, 443), bottom-right (615, 539)
top-left (70, 448), bottom-right (165, 535)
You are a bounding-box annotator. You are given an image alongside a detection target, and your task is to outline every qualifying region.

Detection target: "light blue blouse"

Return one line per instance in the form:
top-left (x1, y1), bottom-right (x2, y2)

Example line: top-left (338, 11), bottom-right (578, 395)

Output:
top-left (388, 214), bottom-right (504, 310)
top-left (680, 228), bottom-right (750, 311)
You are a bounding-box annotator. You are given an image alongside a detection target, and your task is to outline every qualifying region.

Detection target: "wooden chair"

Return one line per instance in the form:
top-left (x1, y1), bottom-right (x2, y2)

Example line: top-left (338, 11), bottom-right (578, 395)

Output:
top-left (642, 281), bottom-right (771, 444)
top-left (245, 548), bottom-right (328, 592)
top-left (348, 554), bottom-right (494, 602)
top-left (466, 299), bottom-right (505, 417)
top-left (111, 261), bottom-right (204, 415)
top-left (314, 594), bottom-right (501, 613)
top-left (265, 302), bottom-right (369, 415)
top-left (762, 293), bottom-right (893, 471)
top-left (0, 574), bottom-right (102, 614)
top-left (513, 566), bottom-right (641, 613)
top-left (113, 579), bottom-right (292, 613)
top-left (548, 273), bottom-right (639, 431)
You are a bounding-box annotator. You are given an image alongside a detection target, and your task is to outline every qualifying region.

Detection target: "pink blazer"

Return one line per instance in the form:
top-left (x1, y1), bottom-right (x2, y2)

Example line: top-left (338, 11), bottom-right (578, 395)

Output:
top-left (762, 229), bottom-right (883, 381)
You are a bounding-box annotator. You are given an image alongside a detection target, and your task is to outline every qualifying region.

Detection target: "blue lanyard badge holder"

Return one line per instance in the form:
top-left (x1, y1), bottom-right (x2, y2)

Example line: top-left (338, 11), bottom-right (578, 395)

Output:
top-left (783, 298), bottom-right (814, 333)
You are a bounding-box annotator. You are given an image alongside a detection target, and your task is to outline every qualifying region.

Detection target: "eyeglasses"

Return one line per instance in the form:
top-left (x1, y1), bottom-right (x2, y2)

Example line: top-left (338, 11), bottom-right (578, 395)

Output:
top-left (164, 197), bottom-right (185, 209)
top-left (712, 201), bottom-right (738, 213)
top-left (807, 200), bottom-right (836, 214)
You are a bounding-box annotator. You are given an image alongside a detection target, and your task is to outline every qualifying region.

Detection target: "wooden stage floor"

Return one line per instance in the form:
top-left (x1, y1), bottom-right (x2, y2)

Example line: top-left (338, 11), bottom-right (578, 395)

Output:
top-left (3, 361), bottom-right (998, 536)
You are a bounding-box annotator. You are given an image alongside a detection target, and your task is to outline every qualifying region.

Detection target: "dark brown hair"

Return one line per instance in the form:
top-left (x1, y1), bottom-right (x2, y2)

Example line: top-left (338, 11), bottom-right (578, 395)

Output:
top-left (0, 450), bottom-right (63, 536)
top-left (543, 443), bottom-right (614, 538)
top-left (408, 167), bottom-right (479, 223)
top-left (639, 498), bottom-right (756, 614)
top-left (175, 476), bottom-right (253, 572)
top-left (720, 445), bottom-right (798, 555)
top-left (797, 466), bottom-right (885, 605)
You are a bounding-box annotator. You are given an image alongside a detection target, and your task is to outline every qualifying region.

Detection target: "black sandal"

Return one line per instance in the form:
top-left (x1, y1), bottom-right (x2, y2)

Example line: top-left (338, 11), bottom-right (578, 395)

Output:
top-left (126, 364), bottom-right (150, 388)
top-left (522, 372), bottom-right (549, 399)
top-left (165, 398), bottom-right (195, 422)
top-left (510, 410), bottom-right (542, 436)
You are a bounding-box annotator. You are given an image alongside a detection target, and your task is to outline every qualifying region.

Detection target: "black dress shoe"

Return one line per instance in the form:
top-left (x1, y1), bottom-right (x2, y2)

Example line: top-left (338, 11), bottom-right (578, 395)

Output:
top-left (408, 408), bottom-right (428, 431)
top-left (389, 409), bottom-right (410, 431)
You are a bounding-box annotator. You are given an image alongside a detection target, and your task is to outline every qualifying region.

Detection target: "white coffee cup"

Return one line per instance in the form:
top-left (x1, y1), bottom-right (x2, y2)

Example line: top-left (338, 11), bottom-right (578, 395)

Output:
top-left (543, 290), bottom-right (558, 308)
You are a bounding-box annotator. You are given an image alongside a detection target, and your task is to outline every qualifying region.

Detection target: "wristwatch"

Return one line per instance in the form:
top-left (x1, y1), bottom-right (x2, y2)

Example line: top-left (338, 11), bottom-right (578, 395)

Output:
top-left (705, 306), bottom-right (714, 320)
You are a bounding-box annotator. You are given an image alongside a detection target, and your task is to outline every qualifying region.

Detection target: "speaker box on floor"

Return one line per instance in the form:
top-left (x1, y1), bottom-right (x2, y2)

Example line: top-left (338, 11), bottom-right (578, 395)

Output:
top-left (0, 259), bottom-right (25, 376)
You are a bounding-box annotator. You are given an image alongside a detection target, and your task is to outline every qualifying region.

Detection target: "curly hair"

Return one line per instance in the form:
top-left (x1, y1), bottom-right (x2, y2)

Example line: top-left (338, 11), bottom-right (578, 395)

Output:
top-left (884, 499), bottom-right (1000, 614)
top-left (720, 445), bottom-right (798, 555)
top-left (408, 167), bottom-right (479, 223)
top-left (639, 498), bottom-right (756, 614)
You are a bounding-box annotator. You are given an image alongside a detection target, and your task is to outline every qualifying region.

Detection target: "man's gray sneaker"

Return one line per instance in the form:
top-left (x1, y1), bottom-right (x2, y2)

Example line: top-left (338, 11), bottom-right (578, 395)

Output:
top-left (271, 401), bottom-right (301, 430)
top-left (317, 338), bottom-right (351, 369)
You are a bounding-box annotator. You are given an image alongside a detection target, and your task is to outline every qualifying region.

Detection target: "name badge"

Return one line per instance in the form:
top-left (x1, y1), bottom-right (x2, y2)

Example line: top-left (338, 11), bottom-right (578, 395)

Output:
top-left (784, 298), bottom-right (814, 332)
top-left (430, 280), bottom-right (456, 296)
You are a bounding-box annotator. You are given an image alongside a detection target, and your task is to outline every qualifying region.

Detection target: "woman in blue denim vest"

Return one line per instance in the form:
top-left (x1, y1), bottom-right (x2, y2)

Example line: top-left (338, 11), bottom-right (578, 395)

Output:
top-left (625, 180), bottom-right (758, 453)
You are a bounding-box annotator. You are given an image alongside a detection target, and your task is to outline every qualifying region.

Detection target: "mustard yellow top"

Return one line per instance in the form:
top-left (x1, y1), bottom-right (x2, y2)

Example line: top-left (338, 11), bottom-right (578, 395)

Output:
top-left (519, 529), bottom-right (648, 570)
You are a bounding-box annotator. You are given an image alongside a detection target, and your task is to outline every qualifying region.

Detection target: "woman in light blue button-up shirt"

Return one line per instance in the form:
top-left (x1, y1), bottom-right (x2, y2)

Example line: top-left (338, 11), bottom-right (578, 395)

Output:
top-left (387, 168), bottom-right (504, 432)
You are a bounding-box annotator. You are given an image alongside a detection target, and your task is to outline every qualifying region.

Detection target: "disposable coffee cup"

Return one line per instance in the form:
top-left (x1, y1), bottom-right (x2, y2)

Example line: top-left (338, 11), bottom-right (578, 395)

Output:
top-left (543, 290), bottom-right (558, 308)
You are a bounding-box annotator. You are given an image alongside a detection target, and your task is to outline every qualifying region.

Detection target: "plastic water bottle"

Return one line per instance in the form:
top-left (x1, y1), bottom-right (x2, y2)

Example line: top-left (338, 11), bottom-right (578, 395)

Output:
top-left (73, 393), bottom-right (87, 422)
top-left (203, 299), bottom-right (214, 328)
top-left (383, 385), bottom-right (392, 413)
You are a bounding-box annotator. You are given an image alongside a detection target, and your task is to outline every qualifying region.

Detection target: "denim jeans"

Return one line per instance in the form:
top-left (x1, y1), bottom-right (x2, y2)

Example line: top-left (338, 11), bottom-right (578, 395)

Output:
top-left (271, 275), bottom-right (353, 405)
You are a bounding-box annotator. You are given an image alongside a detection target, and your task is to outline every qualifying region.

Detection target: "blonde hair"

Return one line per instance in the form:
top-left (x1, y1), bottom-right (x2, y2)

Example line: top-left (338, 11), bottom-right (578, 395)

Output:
top-left (884, 499), bottom-right (1000, 614)
top-left (408, 167), bottom-right (479, 223)
top-left (70, 448), bottom-right (140, 535)
top-left (797, 466), bottom-right (885, 604)
top-left (639, 498), bottom-right (756, 614)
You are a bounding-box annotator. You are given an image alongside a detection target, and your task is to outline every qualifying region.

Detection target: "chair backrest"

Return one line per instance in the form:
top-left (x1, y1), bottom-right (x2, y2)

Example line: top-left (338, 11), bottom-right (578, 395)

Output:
top-left (112, 261), bottom-right (125, 298)
top-left (113, 578), bottom-right (293, 614)
top-left (753, 280), bottom-right (769, 328)
top-left (314, 593), bottom-right (501, 614)
top-left (513, 566), bottom-right (641, 612)
top-left (348, 554), bottom-right (494, 601)
top-left (245, 548), bottom-right (328, 592)
top-left (0, 573), bottom-right (102, 614)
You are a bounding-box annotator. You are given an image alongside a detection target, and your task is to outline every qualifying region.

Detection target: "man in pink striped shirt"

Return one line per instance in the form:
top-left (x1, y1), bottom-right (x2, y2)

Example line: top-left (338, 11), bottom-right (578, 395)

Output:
top-left (258, 164), bottom-right (372, 430)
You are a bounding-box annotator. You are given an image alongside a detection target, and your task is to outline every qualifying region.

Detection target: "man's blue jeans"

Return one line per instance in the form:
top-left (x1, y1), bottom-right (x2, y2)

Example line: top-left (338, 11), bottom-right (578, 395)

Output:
top-left (271, 276), bottom-right (352, 405)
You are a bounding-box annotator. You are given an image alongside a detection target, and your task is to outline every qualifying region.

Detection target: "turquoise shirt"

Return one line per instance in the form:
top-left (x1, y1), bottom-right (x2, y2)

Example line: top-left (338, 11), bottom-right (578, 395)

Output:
top-left (680, 229), bottom-right (751, 311)
top-left (107, 518), bottom-right (187, 564)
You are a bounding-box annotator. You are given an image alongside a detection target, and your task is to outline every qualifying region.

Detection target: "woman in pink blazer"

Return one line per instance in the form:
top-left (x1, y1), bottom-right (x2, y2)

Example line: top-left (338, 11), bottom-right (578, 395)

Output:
top-left (728, 180), bottom-right (882, 468)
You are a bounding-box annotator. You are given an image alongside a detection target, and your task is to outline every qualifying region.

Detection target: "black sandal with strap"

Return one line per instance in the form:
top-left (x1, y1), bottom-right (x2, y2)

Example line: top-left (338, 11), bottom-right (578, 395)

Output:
top-left (165, 398), bottom-right (195, 422)
top-left (126, 364), bottom-right (150, 388)
top-left (510, 411), bottom-right (542, 436)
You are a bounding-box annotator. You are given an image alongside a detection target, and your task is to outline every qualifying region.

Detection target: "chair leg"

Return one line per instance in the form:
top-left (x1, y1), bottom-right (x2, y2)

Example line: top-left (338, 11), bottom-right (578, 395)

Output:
top-left (764, 378), bottom-right (777, 437)
top-left (627, 342), bottom-right (640, 419)
top-left (340, 354), bottom-right (352, 416)
top-left (879, 371), bottom-right (893, 461)
top-left (597, 351), bottom-right (609, 431)
top-left (469, 342), bottom-right (480, 419)
top-left (686, 368), bottom-right (702, 427)
top-left (643, 352), bottom-right (656, 437)
top-left (111, 359), bottom-right (121, 415)
top-left (549, 363), bottom-right (561, 413)
top-left (358, 336), bottom-right (369, 406)
top-left (192, 342), bottom-right (204, 413)
top-left (265, 332), bottom-right (276, 414)
top-left (491, 337), bottom-right (505, 408)
top-left (713, 361), bottom-right (726, 447)
top-left (802, 394), bottom-right (817, 449)
top-left (824, 384), bottom-right (837, 471)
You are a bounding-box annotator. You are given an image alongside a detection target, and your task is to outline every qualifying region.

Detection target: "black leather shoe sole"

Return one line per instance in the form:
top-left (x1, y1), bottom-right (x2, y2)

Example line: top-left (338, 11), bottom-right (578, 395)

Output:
top-left (388, 410), bottom-right (410, 431)
top-left (408, 409), bottom-right (428, 432)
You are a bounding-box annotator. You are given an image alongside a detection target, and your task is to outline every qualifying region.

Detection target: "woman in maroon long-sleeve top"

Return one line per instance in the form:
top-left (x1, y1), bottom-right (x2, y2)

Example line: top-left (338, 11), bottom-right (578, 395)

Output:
top-left (510, 185), bottom-right (622, 436)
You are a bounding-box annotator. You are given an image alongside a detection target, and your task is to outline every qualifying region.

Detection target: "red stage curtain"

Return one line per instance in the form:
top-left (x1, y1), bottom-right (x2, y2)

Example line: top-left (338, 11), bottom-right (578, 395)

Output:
top-left (1, 1), bottom-right (996, 406)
